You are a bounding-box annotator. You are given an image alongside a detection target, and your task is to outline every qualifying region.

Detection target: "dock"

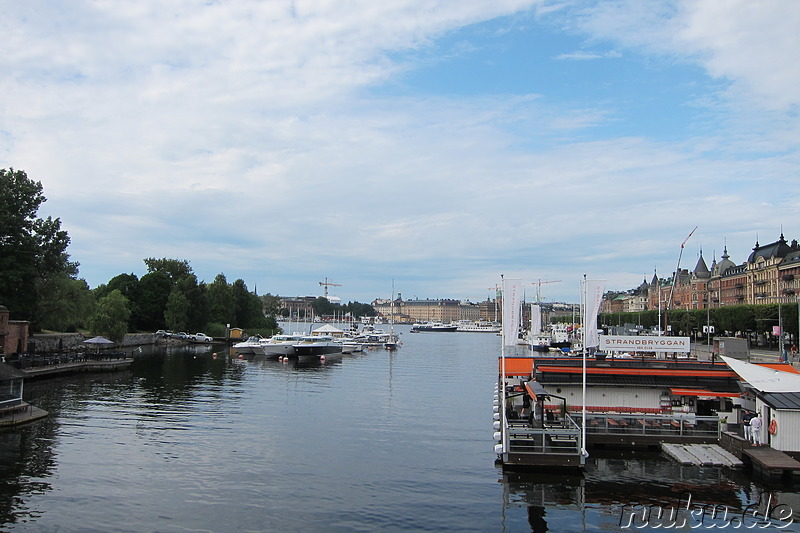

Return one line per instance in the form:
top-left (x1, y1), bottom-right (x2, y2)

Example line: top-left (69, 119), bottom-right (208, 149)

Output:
top-left (661, 443), bottom-right (743, 467)
top-left (21, 357), bottom-right (134, 379)
top-left (742, 447), bottom-right (800, 483)
top-left (0, 403), bottom-right (49, 427)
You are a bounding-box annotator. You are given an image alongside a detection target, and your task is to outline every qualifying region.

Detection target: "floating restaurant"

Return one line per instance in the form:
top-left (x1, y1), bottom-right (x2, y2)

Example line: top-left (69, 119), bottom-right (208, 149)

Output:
top-left (493, 279), bottom-right (800, 478)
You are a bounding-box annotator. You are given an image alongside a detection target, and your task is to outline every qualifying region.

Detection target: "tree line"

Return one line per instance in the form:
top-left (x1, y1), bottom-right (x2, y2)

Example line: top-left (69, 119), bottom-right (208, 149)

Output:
top-left (1, 168), bottom-right (374, 342)
top-left (601, 304), bottom-right (800, 347)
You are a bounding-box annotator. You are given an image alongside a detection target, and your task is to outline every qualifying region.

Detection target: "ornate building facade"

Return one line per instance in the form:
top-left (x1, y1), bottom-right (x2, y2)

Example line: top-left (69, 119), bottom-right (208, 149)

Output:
top-left (614, 233), bottom-right (800, 313)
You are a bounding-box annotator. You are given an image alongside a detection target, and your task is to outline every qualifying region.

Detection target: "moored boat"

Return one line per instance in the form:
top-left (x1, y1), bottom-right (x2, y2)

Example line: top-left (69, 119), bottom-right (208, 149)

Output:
top-left (292, 335), bottom-right (343, 360)
top-left (410, 322), bottom-right (457, 332)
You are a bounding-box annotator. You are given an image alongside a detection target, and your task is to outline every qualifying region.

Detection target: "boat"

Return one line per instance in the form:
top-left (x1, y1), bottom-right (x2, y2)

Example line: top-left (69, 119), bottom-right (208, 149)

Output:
top-left (232, 335), bottom-right (264, 355)
top-left (456, 320), bottom-right (501, 333)
top-left (410, 322), bottom-right (458, 332)
top-left (255, 334), bottom-right (305, 357)
top-left (292, 335), bottom-right (343, 360)
top-left (385, 283), bottom-right (401, 350)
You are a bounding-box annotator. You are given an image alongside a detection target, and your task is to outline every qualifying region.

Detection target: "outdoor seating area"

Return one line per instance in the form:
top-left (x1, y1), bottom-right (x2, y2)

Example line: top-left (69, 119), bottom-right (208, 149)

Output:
top-left (580, 413), bottom-right (717, 438)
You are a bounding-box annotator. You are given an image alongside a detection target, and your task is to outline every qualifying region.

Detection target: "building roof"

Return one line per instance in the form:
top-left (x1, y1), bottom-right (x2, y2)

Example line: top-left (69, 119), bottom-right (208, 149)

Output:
top-left (693, 253), bottom-right (710, 278)
top-left (721, 356), bottom-right (800, 393)
top-left (747, 234), bottom-right (793, 263)
top-left (712, 246), bottom-right (738, 277)
top-left (0, 363), bottom-right (27, 380)
top-left (761, 392), bottom-right (800, 410)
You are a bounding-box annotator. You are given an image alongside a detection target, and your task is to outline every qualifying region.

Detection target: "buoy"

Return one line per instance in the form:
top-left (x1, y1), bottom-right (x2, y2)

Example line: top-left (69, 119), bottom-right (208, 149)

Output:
top-left (493, 405), bottom-right (499, 413)
top-left (320, 355), bottom-right (326, 362)
top-left (493, 431), bottom-right (502, 441)
top-left (282, 357), bottom-right (288, 364)
top-left (494, 444), bottom-right (504, 454)
top-left (493, 412), bottom-right (500, 421)
top-left (770, 419), bottom-right (778, 435)
top-left (493, 421), bottom-right (501, 430)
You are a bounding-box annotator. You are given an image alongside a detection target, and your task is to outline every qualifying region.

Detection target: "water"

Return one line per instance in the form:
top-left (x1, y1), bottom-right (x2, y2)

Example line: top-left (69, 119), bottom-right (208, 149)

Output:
top-left (2, 325), bottom-right (800, 532)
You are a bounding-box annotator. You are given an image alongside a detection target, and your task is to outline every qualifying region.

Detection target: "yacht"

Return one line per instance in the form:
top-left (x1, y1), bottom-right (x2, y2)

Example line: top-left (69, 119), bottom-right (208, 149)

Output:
top-left (292, 335), bottom-right (343, 360)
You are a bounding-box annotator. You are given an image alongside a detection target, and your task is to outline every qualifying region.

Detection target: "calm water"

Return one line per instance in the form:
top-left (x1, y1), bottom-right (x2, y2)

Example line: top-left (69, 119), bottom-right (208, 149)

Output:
top-left (3, 325), bottom-right (800, 532)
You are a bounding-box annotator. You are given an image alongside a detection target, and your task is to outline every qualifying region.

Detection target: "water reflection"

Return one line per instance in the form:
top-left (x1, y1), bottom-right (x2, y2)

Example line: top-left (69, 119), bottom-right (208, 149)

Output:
top-left (501, 451), bottom-right (800, 532)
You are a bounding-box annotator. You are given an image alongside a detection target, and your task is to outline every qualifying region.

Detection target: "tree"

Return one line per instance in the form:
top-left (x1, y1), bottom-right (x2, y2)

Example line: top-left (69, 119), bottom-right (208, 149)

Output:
top-left (38, 275), bottom-right (94, 332)
top-left (88, 290), bottom-right (131, 342)
top-left (260, 293), bottom-right (283, 317)
top-left (134, 271), bottom-right (172, 331)
top-left (164, 287), bottom-right (191, 332)
top-left (208, 274), bottom-right (235, 325)
top-left (0, 168), bottom-right (77, 323)
top-left (311, 297), bottom-right (335, 317)
top-left (143, 258), bottom-right (193, 282)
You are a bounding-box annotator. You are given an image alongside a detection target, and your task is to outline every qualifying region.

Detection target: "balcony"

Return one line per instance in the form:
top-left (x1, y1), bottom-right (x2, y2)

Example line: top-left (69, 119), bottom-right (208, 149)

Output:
top-left (783, 289), bottom-right (796, 296)
top-left (754, 280), bottom-right (768, 286)
top-left (783, 274), bottom-right (795, 282)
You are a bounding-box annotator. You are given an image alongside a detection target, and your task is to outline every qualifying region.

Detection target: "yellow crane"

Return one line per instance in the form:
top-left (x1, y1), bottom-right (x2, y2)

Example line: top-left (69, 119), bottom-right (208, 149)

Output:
top-left (319, 278), bottom-right (341, 299)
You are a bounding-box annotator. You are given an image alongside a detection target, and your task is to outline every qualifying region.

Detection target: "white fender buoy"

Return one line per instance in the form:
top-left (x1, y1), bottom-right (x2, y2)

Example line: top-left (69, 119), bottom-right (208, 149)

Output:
top-left (493, 399), bottom-right (499, 406)
top-left (493, 431), bottom-right (502, 441)
top-left (283, 357), bottom-right (288, 364)
top-left (493, 406), bottom-right (499, 413)
top-left (493, 421), bottom-right (501, 430)
top-left (493, 413), bottom-right (500, 421)
top-left (494, 444), bottom-right (504, 454)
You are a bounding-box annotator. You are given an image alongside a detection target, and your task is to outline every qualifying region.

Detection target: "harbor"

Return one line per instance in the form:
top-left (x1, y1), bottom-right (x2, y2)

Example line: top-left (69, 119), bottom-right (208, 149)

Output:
top-left (4, 325), bottom-right (800, 530)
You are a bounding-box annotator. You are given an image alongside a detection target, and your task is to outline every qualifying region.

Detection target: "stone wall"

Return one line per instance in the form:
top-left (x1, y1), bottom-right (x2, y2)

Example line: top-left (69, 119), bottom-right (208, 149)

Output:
top-left (28, 333), bottom-right (157, 353)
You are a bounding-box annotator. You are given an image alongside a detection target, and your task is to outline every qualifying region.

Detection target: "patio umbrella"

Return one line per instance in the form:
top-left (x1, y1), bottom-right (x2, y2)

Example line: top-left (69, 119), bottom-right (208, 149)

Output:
top-left (84, 336), bottom-right (114, 354)
top-left (84, 336), bottom-right (114, 345)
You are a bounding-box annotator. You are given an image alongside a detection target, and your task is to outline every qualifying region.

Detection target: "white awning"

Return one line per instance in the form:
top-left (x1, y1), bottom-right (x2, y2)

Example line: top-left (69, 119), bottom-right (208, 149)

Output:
top-left (721, 356), bottom-right (800, 393)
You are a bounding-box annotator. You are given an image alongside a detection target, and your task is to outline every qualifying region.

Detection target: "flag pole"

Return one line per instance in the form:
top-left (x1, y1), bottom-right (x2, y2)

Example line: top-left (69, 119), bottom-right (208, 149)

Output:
top-left (582, 274), bottom-right (587, 457)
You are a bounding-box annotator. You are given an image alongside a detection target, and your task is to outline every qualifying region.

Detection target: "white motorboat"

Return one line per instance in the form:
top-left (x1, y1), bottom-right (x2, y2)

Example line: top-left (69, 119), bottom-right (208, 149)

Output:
top-left (292, 335), bottom-right (343, 360)
top-left (455, 320), bottom-right (501, 333)
top-left (232, 335), bottom-right (263, 355)
top-left (255, 334), bottom-right (305, 357)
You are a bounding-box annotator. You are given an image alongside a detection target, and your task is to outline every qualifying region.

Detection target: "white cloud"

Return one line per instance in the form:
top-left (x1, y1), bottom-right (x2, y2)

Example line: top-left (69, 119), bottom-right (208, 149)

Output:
top-left (1, 0), bottom-right (799, 303)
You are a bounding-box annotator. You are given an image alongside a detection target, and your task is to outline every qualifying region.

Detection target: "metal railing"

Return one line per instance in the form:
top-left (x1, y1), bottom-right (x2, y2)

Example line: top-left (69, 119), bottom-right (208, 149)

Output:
top-left (579, 413), bottom-right (720, 438)
top-left (505, 414), bottom-right (583, 456)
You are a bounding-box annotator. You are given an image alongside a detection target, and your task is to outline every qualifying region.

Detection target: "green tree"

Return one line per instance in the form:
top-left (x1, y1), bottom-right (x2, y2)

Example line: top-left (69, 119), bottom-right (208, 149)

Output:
top-left (134, 271), bottom-right (172, 331)
top-left (260, 293), bottom-right (283, 318)
top-left (232, 279), bottom-right (267, 328)
top-left (144, 258), bottom-right (193, 282)
top-left (165, 287), bottom-right (191, 332)
top-left (88, 289), bottom-right (131, 342)
top-left (38, 275), bottom-right (95, 332)
top-left (0, 168), bottom-right (78, 323)
top-left (311, 297), bottom-right (335, 317)
top-left (208, 274), bottom-right (235, 325)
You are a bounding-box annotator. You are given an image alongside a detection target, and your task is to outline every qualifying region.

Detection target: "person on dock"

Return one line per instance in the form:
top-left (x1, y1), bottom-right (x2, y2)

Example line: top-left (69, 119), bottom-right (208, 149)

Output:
top-left (742, 410), bottom-right (753, 441)
top-left (750, 413), bottom-right (763, 446)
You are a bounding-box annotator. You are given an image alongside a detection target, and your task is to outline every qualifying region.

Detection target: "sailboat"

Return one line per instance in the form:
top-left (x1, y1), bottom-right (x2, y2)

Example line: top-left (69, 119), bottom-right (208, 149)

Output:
top-left (384, 282), bottom-right (400, 350)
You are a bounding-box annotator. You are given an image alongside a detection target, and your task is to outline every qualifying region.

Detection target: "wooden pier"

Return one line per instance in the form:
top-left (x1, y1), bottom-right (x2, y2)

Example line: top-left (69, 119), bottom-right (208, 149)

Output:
top-left (21, 357), bottom-right (134, 379)
top-left (742, 447), bottom-right (800, 483)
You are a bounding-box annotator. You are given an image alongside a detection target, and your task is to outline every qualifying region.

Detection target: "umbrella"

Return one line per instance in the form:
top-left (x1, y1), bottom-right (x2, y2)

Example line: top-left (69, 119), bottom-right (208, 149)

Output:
top-left (83, 336), bottom-right (114, 355)
top-left (84, 336), bottom-right (114, 345)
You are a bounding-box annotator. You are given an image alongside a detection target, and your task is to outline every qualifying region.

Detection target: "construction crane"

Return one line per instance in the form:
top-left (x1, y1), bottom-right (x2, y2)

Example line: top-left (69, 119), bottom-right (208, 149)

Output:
top-left (319, 277), bottom-right (341, 299)
top-left (531, 279), bottom-right (561, 302)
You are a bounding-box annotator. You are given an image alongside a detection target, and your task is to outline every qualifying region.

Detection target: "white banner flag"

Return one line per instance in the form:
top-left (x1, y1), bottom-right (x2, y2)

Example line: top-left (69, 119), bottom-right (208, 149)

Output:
top-left (502, 279), bottom-right (522, 347)
top-left (584, 279), bottom-right (605, 348)
top-left (530, 304), bottom-right (541, 336)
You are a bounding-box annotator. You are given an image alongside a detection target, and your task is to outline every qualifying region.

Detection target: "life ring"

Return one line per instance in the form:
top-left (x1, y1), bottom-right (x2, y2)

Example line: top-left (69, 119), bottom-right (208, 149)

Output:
top-left (769, 419), bottom-right (778, 435)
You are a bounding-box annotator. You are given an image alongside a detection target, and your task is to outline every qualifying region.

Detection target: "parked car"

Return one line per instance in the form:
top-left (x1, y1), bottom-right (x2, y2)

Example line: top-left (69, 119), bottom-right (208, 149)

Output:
top-left (174, 332), bottom-right (189, 340)
top-left (189, 333), bottom-right (213, 343)
top-left (155, 330), bottom-right (172, 338)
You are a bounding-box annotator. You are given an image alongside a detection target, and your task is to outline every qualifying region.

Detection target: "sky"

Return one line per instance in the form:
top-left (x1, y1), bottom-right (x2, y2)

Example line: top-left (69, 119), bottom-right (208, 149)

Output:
top-left (2, 0), bottom-right (799, 305)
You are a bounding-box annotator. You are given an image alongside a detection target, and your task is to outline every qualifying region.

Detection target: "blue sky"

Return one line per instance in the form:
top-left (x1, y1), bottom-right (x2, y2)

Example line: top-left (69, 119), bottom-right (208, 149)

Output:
top-left (2, 1), bottom-right (798, 305)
